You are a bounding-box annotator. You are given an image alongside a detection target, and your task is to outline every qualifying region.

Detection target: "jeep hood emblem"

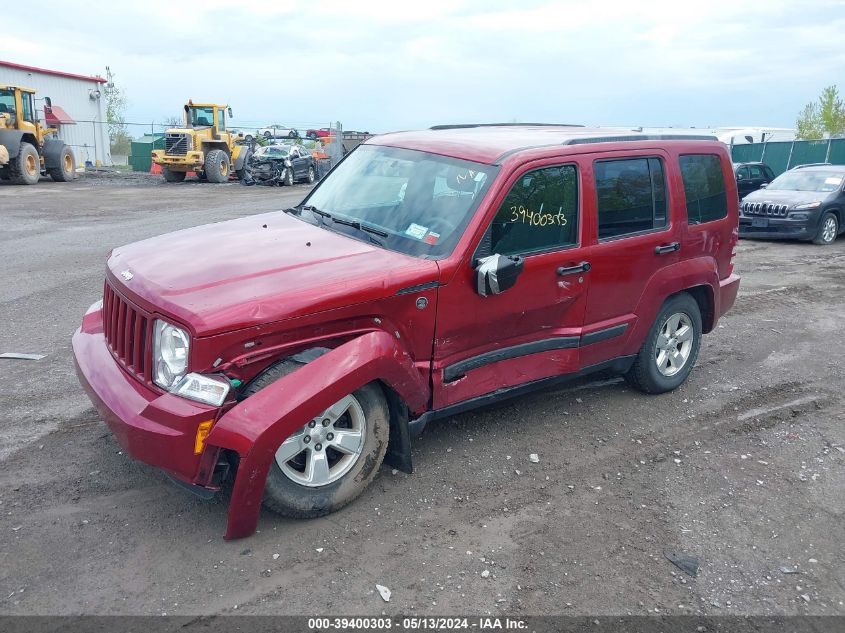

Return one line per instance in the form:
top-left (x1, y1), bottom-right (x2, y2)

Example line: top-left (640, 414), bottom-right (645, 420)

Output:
top-left (120, 270), bottom-right (134, 281)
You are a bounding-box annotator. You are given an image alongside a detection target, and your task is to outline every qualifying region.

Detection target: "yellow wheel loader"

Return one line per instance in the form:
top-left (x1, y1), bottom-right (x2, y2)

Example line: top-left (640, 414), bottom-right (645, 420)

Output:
top-left (0, 85), bottom-right (76, 185)
top-left (152, 101), bottom-right (248, 183)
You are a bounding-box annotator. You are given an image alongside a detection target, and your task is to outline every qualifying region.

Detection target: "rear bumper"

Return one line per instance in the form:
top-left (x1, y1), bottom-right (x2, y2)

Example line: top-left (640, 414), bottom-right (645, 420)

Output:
top-left (718, 273), bottom-right (741, 320)
top-left (72, 303), bottom-right (220, 486)
top-left (151, 150), bottom-right (204, 170)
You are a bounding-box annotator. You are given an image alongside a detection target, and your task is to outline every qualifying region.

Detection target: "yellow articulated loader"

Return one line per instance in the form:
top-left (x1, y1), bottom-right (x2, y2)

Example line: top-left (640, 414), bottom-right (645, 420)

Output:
top-left (152, 101), bottom-right (248, 183)
top-left (0, 85), bottom-right (76, 185)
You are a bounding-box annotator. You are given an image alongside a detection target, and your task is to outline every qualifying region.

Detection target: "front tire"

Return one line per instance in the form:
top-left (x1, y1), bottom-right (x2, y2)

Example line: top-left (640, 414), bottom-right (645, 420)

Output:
top-left (813, 212), bottom-right (838, 245)
top-left (48, 145), bottom-right (75, 182)
top-left (242, 361), bottom-right (390, 518)
top-left (205, 149), bottom-right (230, 183)
top-left (162, 167), bottom-right (186, 183)
top-left (624, 293), bottom-right (702, 394)
top-left (284, 166), bottom-right (294, 186)
top-left (306, 165), bottom-right (316, 184)
top-left (11, 142), bottom-right (40, 185)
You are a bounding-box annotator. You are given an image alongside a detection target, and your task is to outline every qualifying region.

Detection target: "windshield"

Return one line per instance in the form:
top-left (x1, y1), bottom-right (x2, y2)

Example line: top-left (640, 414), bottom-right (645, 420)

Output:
top-left (255, 146), bottom-right (290, 158)
top-left (0, 88), bottom-right (14, 116)
top-left (301, 145), bottom-right (497, 258)
top-left (767, 170), bottom-right (844, 192)
top-left (188, 106), bottom-right (214, 128)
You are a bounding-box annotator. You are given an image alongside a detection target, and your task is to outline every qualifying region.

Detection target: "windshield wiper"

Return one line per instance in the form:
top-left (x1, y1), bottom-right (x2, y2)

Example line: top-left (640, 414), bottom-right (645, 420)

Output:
top-left (331, 216), bottom-right (388, 246)
top-left (301, 204), bottom-right (330, 227)
top-left (301, 206), bottom-right (387, 246)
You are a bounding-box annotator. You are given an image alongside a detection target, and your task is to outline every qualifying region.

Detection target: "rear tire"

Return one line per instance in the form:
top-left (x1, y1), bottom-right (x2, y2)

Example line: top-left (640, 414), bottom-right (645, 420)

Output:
top-left (242, 360), bottom-right (390, 518)
top-left (162, 167), bottom-right (186, 183)
top-left (812, 212), bottom-right (838, 245)
top-left (205, 149), bottom-right (230, 183)
top-left (48, 145), bottom-right (75, 182)
top-left (624, 293), bottom-right (702, 394)
top-left (11, 142), bottom-right (40, 185)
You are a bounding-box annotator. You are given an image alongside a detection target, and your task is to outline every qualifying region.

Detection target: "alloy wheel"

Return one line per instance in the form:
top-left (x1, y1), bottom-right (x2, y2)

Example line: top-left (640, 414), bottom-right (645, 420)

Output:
top-left (655, 312), bottom-right (694, 377)
top-left (822, 216), bottom-right (837, 243)
top-left (274, 395), bottom-right (366, 487)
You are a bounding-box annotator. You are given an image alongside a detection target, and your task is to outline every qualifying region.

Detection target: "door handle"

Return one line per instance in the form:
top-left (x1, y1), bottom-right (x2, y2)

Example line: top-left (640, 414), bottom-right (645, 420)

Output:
top-left (655, 242), bottom-right (680, 255)
top-left (557, 261), bottom-right (591, 276)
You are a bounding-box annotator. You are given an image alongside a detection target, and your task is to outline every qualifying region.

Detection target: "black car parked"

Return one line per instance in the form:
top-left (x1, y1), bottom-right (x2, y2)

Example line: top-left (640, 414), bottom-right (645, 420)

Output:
top-left (734, 161), bottom-right (774, 198)
top-left (243, 144), bottom-right (318, 187)
top-left (739, 164), bottom-right (844, 245)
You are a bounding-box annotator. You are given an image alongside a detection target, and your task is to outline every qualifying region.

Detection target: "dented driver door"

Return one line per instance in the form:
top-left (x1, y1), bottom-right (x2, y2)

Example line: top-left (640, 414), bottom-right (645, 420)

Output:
top-left (432, 159), bottom-right (591, 409)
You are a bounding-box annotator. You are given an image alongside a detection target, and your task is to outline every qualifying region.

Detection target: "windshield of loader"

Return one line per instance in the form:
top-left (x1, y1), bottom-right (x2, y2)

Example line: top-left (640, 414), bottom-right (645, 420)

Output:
top-left (0, 89), bottom-right (15, 119)
top-left (188, 106), bottom-right (215, 128)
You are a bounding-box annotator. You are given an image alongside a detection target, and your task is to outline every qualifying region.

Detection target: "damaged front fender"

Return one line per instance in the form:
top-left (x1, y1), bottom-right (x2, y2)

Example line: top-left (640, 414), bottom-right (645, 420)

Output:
top-left (205, 330), bottom-right (428, 539)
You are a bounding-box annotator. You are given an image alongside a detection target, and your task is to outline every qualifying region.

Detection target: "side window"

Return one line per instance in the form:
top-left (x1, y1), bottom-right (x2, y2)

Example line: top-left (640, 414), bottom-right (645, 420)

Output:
top-left (595, 157), bottom-right (667, 239)
top-left (217, 109), bottom-right (225, 130)
top-left (736, 166), bottom-right (749, 181)
top-left (21, 92), bottom-right (34, 122)
top-left (763, 166), bottom-right (775, 180)
top-left (489, 164), bottom-right (578, 256)
top-left (680, 154), bottom-right (728, 225)
top-left (749, 165), bottom-right (764, 179)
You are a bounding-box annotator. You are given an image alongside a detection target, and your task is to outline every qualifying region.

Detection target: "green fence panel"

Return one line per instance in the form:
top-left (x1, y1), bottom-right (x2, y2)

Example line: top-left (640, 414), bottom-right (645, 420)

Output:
top-left (732, 139), bottom-right (845, 176)
top-left (760, 142), bottom-right (793, 176)
top-left (826, 138), bottom-right (845, 165)
top-left (787, 140), bottom-right (829, 169)
top-left (731, 143), bottom-right (763, 163)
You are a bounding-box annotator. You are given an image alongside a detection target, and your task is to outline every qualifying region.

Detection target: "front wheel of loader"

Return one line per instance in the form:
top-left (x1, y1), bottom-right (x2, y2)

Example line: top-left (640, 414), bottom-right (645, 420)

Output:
top-left (163, 167), bottom-right (186, 183)
top-left (205, 150), bottom-right (230, 183)
top-left (11, 142), bottom-right (40, 185)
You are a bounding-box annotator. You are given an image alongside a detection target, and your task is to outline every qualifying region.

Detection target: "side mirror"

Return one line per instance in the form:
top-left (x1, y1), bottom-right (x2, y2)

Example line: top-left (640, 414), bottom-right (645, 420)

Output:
top-left (759, 183), bottom-right (768, 189)
top-left (475, 254), bottom-right (524, 296)
top-left (228, 107), bottom-right (233, 118)
top-left (44, 97), bottom-right (52, 108)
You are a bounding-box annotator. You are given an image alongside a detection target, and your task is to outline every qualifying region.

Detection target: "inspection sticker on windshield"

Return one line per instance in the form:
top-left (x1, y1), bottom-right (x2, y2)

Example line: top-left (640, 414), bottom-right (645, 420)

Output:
top-left (424, 231), bottom-right (440, 245)
top-left (405, 223), bottom-right (429, 240)
top-left (825, 177), bottom-right (843, 186)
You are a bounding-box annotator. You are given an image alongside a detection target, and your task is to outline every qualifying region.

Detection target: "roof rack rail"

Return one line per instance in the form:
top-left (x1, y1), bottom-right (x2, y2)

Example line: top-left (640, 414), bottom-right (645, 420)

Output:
top-left (563, 134), bottom-right (717, 146)
top-left (430, 123), bottom-right (584, 130)
top-left (792, 162), bottom-right (833, 169)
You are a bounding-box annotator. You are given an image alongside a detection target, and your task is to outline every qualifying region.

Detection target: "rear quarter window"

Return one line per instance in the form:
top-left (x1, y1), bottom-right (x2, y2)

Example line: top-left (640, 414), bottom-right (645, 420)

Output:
top-left (680, 154), bottom-right (728, 224)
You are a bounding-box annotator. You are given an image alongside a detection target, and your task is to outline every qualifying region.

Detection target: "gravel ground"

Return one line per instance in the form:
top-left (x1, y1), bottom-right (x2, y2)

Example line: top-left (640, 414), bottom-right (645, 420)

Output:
top-left (0, 174), bottom-right (843, 617)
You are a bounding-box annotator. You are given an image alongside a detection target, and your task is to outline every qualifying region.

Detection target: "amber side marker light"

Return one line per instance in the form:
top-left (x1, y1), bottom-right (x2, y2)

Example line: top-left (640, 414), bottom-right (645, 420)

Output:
top-left (195, 420), bottom-right (214, 454)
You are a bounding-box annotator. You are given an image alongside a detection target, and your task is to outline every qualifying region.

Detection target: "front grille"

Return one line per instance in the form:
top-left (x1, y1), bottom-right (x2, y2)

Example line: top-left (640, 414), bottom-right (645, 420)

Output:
top-left (741, 202), bottom-right (788, 217)
top-left (165, 133), bottom-right (191, 155)
top-left (103, 281), bottom-right (151, 382)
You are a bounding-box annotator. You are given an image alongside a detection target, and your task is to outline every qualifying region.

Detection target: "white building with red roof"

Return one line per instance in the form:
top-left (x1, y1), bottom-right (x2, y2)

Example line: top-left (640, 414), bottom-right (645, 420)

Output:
top-left (0, 60), bottom-right (111, 166)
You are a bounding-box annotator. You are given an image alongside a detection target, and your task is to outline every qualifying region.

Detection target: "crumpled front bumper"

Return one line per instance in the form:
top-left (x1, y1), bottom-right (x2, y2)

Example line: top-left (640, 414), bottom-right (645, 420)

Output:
top-left (72, 302), bottom-right (221, 486)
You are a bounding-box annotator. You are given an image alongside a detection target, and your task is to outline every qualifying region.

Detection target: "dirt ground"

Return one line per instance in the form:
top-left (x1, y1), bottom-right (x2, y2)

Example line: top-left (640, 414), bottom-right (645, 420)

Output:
top-left (0, 173), bottom-right (843, 617)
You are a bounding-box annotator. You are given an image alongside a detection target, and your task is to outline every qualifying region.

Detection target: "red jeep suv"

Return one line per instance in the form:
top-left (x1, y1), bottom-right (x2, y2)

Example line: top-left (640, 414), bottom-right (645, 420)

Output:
top-left (73, 124), bottom-right (740, 539)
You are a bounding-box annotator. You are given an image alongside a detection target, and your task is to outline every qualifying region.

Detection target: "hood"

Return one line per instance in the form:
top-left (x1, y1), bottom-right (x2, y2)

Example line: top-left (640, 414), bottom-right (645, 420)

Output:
top-left (742, 187), bottom-right (830, 205)
top-left (107, 211), bottom-right (439, 336)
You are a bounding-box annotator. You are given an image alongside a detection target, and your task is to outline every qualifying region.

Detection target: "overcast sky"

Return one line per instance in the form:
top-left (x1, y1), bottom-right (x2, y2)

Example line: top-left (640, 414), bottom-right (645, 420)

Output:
top-left (4, 0), bottom-right (844, 133)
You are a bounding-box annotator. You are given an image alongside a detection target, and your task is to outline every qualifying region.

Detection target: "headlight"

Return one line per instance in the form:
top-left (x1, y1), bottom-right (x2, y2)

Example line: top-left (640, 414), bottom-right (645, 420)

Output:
top-left (172, 373), bottom-right (230, 406)
top-left (153, 319), bottom-right (189, 390)
top-left (794, 201), bottom-right (821, 210)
